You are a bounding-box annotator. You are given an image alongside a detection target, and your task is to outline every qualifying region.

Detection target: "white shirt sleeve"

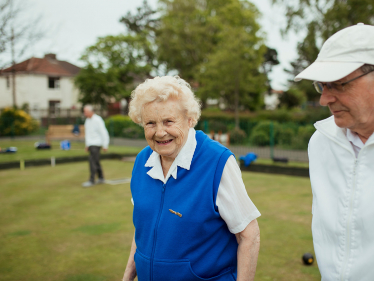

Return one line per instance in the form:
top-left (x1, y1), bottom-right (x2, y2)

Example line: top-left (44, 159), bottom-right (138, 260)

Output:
top-left (98, 116), bottom-right (110, 149)
top-left (216, 155), bottom-right (261, 234)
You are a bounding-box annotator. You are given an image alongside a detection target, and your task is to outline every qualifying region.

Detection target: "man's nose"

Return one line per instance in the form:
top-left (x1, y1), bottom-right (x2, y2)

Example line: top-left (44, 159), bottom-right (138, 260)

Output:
top-left (319, 87), bottom-right (337, 106)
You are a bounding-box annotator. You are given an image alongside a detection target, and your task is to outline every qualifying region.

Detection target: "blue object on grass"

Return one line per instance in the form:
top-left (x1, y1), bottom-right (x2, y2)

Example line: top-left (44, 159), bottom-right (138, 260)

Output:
top-left (239, 152), bottom-right (257, 167)
top-left (72, 124), bottom-right (80, 135)
top-left (60, 140), bottom-right (71, 150)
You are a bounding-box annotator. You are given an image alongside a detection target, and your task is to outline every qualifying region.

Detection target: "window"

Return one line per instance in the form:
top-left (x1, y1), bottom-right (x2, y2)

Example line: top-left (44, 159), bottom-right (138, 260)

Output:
top-left (49, 100), bottom-right (61, 115)
top-left (48, 77), bottom-right (60, 89)
top-left (6, 76), bottom-right (10, 88)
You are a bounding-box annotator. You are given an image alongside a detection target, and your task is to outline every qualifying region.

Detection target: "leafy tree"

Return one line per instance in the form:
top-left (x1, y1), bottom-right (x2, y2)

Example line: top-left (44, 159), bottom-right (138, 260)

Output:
top-left (157, 0), bottom-right (266, 127)
top-left (197, 0), bottom-right (266, 128)
top-left (156, 0), bottom-right (223, 81)
top-left (262, 47), bottom-right (280, 96)
top-left (274, 0), bottom-right (374, 101)
top-left (75, 34), bottom-right (154, 110)
top-left (119, 0), bottom-right (159, 70)
top-left (279, 86), bottom-right (306, 109)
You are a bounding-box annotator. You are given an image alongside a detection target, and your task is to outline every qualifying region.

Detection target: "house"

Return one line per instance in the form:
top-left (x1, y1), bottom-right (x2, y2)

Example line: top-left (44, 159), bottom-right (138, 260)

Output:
top-left (264, 89), bottom-right (283, 110)
top-left (0, 53), bottom-right (81, 118)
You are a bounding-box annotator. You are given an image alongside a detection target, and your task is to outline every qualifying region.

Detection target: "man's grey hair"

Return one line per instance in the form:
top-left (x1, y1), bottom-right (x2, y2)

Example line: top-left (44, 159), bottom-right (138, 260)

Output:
top-left (360, 64), bottom-right (374, 74)
top-left (84, 104), bottom-right (94, 112)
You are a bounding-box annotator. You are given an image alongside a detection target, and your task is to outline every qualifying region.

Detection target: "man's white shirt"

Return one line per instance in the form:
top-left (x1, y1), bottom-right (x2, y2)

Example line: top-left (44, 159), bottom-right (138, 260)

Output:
top-left (84, 114), bottom-right (110, 149)
top-left (137, 128), bottom-right (260, 234)
top-left (346, 128), bottom-right (364, 157)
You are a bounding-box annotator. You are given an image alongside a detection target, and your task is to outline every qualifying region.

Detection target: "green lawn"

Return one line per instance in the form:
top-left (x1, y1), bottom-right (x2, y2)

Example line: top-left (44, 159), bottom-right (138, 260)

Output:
top-left (0, 160), bottom-right (319, 281)
top-left (0, 140), bottom-right (142, 163)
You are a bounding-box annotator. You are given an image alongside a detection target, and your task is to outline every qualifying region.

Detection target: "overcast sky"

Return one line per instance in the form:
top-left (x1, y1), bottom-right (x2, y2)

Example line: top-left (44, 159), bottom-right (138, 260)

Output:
top-left (13, 0), bottom-right (302, 90)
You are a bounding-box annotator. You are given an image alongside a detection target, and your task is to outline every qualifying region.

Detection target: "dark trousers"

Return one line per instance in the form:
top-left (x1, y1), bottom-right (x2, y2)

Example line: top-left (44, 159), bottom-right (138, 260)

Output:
top-left (88, 146), bottom-right (104, 182)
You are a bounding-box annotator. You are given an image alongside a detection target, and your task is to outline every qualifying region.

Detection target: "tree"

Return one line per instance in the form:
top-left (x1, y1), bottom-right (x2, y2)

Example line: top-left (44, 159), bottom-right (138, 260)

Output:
top-left (75, 34), bottom-right (154, 110)
top-left (274, 0), bottom-right (374, 101)
top-left (196, 0), bottom-right (266, 128)
top-left (156, 0), bottom-right (267, 127)
top-left (279, 86), bottom-right (306, 109)
top-left (156, 0), bottom-right (223, 81)
top-left (262, 47), bottom-right (280, 96)
top-left (119, 0), bottom-right (159, 71)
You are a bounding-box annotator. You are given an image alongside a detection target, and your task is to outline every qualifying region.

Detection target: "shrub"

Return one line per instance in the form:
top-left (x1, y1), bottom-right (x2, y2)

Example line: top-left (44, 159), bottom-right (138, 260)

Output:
top-left (105, 115), bottom-right (144, 138)
top-left (123, 127), bottom-right (144, 139)
top-left (250, 131), bottom-right (269, 146)
top-left (229, 128), bottom-right (247, 144)
top-left (0, 107), bottom-right (39, 136)
top-left (291, 125), bottom-right (316, 149)
top-left (209, 120), bottom-right (228, 133)
top-left (278, 127), bottom-right (295, 146)
top-left (249, 121), bottom-right (279, 146)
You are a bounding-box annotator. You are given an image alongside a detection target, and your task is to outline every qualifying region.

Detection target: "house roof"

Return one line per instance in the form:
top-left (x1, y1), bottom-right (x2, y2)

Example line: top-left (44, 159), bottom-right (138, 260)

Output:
top-left (0, 54), bottom-right (80, 77)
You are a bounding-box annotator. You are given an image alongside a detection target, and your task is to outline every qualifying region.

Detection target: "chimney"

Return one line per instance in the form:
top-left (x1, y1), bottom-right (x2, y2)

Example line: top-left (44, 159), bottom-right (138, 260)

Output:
top-left (44, 53), bottom-right (57, 60)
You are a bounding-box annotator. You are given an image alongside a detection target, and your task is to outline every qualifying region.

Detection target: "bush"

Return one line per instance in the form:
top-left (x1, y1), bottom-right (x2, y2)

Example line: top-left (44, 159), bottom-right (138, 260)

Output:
top-left (0, 107), bottom-right (39, 136)
top-left (249, 121), bottom-right (279, 146)
top-left (229, 128), bottom-right (247, 144)
top-left (291, 125), bottom-right (316, 149)
top-left (250, 131), bottom-right (269, 146)
top-left (122, 127), bottom-right (144, 138)
top-left (209, 120), bottom-right (228, 133)
top-left (105, 115), bottom-right (144, 138)
top-left (278, 127), bottom-right (295, 146)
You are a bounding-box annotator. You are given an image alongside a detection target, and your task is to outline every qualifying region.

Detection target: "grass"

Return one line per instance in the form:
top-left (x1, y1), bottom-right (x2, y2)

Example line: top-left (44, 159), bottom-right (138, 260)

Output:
top-left (0, 140), bottom-right (142, 163)
top-left (0, 160), bottom-right (319, 281)
top-left (254, 158), bottom-right (309, 168)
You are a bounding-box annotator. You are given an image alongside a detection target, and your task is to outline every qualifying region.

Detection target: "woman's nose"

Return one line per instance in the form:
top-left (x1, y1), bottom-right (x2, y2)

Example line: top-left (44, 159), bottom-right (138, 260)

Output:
top-left (155, 124), bottom-right (167, 138)
top-left (319, 87), bottom-right (337, 106)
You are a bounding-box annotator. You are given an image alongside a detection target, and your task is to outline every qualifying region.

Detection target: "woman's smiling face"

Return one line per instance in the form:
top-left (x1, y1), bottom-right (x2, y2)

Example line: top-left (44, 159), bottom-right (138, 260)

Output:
top-left (142, 99), bottom-right (192, 161)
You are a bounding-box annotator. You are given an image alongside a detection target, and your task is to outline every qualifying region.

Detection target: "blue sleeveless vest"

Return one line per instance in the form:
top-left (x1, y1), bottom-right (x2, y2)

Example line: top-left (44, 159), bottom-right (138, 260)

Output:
top-left (131, 131), bottom-right (238, 281)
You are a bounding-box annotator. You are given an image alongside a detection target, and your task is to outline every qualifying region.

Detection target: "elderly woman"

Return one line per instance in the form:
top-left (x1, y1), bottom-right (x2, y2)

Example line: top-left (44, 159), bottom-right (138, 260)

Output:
top-left (123, 76), bottom-right (261, 281)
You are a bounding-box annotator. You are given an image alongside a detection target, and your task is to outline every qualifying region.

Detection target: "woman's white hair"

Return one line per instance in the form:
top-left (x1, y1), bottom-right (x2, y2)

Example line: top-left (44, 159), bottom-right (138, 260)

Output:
top-left (129, 76), bottom-right (201, 127)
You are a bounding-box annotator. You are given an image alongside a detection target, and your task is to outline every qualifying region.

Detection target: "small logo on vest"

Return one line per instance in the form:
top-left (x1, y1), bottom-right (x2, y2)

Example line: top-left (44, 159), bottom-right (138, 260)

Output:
top-left (169, 209), bottom-right (182, 217)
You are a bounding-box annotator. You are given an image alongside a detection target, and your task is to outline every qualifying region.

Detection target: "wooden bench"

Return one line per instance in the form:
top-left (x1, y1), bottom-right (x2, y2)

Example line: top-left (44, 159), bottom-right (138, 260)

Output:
top-left (46, 125), bottom-right (85, 144)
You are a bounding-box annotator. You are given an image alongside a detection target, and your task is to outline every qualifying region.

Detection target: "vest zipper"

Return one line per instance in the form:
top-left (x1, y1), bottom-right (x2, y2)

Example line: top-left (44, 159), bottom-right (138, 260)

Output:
top-left (340, 159), bottom-right (358, 281)
top-left (150, 183), bottom-right (166, 281)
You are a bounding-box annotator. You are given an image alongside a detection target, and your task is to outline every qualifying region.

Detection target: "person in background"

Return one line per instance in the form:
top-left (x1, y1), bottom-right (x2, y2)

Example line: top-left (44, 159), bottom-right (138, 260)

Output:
top-left (82, 105), bottom-right (109, 187)
top-left (122, 76), bottom-right (261, 281)
top-left (295, 23), bottom-right (374, 281)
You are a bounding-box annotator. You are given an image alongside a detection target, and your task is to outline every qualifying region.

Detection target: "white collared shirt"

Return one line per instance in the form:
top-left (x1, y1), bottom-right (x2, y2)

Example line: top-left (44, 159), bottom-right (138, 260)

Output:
top-left (84, 114), bottom-right (110, 149)
top-left (346, 128), bottom-right (364, 157)
top-left (140, 128), bottom-right (261, 234)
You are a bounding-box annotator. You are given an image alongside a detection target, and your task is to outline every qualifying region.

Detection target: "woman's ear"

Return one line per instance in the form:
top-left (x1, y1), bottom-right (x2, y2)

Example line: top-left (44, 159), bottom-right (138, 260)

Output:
top-left (188, 118), bottom-right (193, 128)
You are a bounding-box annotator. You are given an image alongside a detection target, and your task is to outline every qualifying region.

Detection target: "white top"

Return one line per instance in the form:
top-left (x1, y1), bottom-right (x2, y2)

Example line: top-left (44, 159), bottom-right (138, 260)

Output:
top-left (143, 128), bottom-right (260, 234)
top-left (84, 114), bottom-right (110, 149)
top-left (346, 128), bottom-right (364, 157)
top-left (309, 116), bottom-right (374, 281)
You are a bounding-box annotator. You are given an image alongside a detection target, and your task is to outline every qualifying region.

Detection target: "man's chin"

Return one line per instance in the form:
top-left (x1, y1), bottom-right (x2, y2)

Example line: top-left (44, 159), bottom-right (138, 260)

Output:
top-left (333, 115), bottom-right (351, 129)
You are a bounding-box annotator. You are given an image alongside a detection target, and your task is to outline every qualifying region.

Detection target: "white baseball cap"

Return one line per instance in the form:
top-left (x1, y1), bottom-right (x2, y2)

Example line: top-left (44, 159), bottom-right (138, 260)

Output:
top-left (294, 23), bottom-right (374, 82)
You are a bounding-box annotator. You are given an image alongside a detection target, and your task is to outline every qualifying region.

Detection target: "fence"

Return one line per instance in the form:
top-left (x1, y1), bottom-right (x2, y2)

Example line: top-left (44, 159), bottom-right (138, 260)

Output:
top-left (0, 111), bottom-right (313, 162)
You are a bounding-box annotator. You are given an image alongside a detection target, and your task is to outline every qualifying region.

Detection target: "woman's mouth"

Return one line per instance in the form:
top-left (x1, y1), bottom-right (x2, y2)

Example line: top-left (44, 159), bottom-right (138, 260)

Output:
top-left (156, 139), bottom-right (173, 145)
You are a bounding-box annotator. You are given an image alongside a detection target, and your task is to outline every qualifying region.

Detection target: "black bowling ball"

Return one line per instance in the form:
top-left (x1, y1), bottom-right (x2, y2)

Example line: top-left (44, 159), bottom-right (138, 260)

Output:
top-left (302, 253), bottom-right (314, 265)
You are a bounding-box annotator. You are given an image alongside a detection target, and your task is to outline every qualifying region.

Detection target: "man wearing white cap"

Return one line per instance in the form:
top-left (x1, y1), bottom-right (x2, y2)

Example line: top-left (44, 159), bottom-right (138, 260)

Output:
top-left (295, 23), bottom-right (374, 281)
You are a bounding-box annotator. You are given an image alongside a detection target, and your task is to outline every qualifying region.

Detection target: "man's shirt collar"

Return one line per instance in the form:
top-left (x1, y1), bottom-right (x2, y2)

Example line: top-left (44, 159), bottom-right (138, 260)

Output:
top-left (346, 128), bottom-right (364, 149)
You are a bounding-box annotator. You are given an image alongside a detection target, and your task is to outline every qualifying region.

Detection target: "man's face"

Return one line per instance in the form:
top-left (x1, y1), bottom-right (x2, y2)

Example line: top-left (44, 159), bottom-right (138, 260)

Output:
top-left (83, 107), bottom-right (93, 118)
top-left (319, 70), bottom-right (374, 132)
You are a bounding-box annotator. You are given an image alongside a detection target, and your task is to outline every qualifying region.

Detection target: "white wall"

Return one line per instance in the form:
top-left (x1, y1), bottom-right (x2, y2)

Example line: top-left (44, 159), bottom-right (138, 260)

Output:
top-left (0, 74), bottom-right (81, 110)
top-left (0, 76), bottom-right (13, 107)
